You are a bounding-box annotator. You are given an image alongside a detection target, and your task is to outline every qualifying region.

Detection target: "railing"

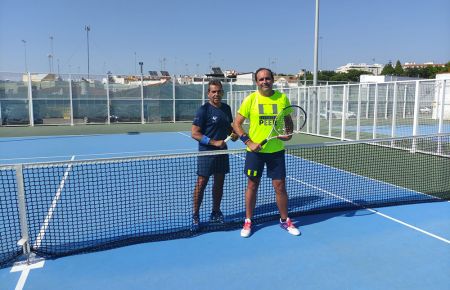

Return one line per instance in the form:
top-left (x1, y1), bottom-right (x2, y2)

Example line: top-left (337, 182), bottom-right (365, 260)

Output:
top-left (228, 79), bottom-right (450, 140)
top-left (0, 72), bottom-right (255, 126)
top-left (1, 73), bottom-right (449, 140)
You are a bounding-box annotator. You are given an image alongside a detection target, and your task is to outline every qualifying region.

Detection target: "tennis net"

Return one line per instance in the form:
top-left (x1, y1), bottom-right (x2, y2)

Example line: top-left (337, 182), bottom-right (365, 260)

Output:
top-left (1, 134), bottom-right (449, 268)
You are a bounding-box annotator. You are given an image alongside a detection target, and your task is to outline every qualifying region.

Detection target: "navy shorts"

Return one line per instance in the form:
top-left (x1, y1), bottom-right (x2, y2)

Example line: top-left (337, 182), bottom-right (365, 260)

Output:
top-left (244, 150), bottom-right (286, 179)
top-left (197, 154), bottom-right (230, 177)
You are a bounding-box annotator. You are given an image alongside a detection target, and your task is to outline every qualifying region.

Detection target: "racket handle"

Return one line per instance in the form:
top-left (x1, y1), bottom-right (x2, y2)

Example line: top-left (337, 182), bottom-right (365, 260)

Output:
top-left (224, 135), bottom-right (232, 142)
top-left (260, 139), bottom-right (268, 146)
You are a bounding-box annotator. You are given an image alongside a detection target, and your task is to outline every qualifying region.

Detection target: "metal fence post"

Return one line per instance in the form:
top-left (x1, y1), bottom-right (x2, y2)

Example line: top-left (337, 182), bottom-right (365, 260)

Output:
top-left (341, 85), bottom-right (348, 140)
top-left (229, 80), bottom-right (233, 106)
top-left (202, 78), bottom-right (205, 104)
top-left (69, 75), bottom-right (74, 126)
top-left (106, 75), bottom-right (111, 125)
top-left (356, 84), bottom-right (362, 140)
top-left (402, 84), bottom-right (408, 119)
top-left (385, 84), bottom-right (389, 119)
top-left (438, 79), bottom-right (445, 134)
top-left (307, 87), bottom-right (311, 134)
top-left (172, 76), bottom-right (176, 123)
top-left (328, 86), bottom-right (333, 137)
top-left (365, 84), bottom-right (370, 119)
top-left (141, 74), bottom-right (145, 124)
top-left (316, 87), bottom-right (321, 134)
top-left (27, 72), bottom-right (34, 126)
top-left (410, 80), bottom-right (421, 153)
top-left (412, 80), bottom-right (420, 136)
top-left (372, 83), bottom-right (379, 139)
top-left (391, 82), bottom-right (398, 138)
top-left (437, 79), bottom-right (446, 155)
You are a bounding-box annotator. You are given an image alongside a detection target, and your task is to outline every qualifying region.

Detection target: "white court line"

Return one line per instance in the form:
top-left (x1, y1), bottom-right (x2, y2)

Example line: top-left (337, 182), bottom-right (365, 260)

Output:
top-left (218, 148), bottom-right (449, 243)
top-left (287, 175), bottom-right (450, 244)
top-left (11, 259), bottom-right (45, 290)
top-left (0, 148), bottom-right (194, 163)
top-left (177, 131), bottom-right (191, 138)
top-left (12, 155), bottom-right (75, 290)
top-left (33, 155), bottom-right (75, 248)
top-left (288, 154), bottom-right (446, 202)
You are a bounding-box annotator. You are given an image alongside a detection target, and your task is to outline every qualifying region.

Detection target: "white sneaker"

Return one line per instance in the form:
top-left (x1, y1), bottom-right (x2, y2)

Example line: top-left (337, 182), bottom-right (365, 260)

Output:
top-left (240, 218), bottom-right (252, 238)
top-left (280, 218), bottom-right (301, 236)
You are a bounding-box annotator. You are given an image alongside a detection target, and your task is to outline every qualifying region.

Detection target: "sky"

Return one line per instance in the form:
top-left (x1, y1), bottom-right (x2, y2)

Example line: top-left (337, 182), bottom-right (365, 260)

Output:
top-left (0, 0), bottom-right (449, 76)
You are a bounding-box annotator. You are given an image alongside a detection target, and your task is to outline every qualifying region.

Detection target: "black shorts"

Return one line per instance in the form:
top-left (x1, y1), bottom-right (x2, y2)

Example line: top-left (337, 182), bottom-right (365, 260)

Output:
top-left (244, 150), bottom-right (286, 179)
top-left (197, 154), bottom-right (230, 177)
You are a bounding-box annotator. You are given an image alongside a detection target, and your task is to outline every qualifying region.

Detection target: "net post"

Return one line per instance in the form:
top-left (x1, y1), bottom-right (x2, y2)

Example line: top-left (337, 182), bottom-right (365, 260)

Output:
top-left (15, 164), bottom-right (31, 258)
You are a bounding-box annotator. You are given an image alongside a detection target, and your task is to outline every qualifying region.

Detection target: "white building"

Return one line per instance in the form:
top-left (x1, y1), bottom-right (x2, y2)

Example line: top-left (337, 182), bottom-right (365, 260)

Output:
top-left (234, 73), bottom-right (254, 86)
top-left (336, 63), bottom-right (383, 75)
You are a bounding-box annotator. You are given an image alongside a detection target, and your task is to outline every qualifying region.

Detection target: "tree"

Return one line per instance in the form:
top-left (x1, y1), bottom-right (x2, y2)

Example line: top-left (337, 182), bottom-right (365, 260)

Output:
top-left (381, 62), bottom-right (395, 75)
top-left (394, 60), bottom-right (404, 76)
top-left (346, 69), bottom-right (370, 82)
top-left (317, 70), bottom-right (336, 81)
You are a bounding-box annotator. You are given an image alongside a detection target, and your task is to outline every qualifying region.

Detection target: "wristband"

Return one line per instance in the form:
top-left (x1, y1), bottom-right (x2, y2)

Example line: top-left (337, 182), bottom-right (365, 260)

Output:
top-left (240, 134), bottom-right (250, 144)
top-left (200, 135), bottom-right (211, 145)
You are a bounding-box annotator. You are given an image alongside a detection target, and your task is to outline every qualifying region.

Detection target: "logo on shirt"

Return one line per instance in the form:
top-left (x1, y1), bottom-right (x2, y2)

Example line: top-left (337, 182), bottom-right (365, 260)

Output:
top-left (258, 104), bottom-right (278, 126)
top-left (259, 115), bottom-right (276, 126)
top-left (212, 116), bottom-right (218, 123)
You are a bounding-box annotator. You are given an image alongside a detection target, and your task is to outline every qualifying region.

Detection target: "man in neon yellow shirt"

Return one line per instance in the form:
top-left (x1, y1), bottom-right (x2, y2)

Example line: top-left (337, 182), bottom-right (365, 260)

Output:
top-left (233, 68), bottom-right (300, 238)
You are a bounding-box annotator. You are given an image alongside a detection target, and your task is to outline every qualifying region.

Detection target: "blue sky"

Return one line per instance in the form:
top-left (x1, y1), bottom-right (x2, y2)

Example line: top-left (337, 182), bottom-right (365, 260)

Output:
top-left (0, 0), bottom-right (449, 76)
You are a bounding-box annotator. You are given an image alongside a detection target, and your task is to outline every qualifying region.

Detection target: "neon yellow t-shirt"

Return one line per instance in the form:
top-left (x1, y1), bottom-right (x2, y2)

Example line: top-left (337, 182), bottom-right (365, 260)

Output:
top-left (238, 90), bottom-right (291, 153)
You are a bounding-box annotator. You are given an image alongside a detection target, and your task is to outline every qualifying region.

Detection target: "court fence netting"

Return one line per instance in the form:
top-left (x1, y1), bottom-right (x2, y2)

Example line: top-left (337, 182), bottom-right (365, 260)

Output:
top-left (1, 134), bottom-right (449, 268)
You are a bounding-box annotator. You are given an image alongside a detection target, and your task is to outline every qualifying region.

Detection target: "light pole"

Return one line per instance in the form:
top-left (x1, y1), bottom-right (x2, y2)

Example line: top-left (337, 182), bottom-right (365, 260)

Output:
top-left (319, 36), bottom-right (323, 70)
top-left (303, 69), bottom-right (307, 86)
top-left (21, 40), bottom-right (28, 72)
top-left (139, 62), bottom-right (143, 77)
top-left (49, 36), bottom-right (54, 73)
top-left (134, 52), bottom-right (137, 75)
top-left (85, 25), bottom-right (91, 79)
top-left (313, 0), bottom-right (320, 86)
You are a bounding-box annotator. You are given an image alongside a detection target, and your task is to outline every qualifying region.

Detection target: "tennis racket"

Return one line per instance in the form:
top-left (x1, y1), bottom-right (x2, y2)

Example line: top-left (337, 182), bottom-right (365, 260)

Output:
top-left (260, 105), bottom-right (307, 146)
top-left (224, 127), bottom-right (237, 142)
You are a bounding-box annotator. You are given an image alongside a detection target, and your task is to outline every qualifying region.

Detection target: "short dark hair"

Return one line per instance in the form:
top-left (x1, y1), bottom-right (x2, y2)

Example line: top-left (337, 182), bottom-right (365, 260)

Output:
top-left (208, 79), bottom-right (223, 92)
top-left (254, 68), bottom-right (274, 81)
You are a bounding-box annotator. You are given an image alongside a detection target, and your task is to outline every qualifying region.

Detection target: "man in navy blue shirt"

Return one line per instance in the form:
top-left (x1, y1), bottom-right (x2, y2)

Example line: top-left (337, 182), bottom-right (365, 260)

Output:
top-left (191, 80), bottom-right (237, 230)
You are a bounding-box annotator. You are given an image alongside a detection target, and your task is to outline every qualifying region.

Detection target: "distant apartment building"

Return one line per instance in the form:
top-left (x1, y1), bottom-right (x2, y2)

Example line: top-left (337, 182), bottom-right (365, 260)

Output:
top-left (335, 63), bottom-right (383, 75)
top-left (402, 62), bottom-right (446, 69)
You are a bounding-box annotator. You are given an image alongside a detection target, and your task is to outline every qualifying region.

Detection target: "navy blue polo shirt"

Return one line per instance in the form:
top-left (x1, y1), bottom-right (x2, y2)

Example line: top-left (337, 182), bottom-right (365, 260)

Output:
top-left (193, 102), bottom-right (233, 151)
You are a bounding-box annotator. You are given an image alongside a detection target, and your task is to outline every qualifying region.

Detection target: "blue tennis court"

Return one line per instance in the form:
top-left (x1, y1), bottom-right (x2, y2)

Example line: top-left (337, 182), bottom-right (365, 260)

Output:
top-left (0, 131), bottom-right (449, 290)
